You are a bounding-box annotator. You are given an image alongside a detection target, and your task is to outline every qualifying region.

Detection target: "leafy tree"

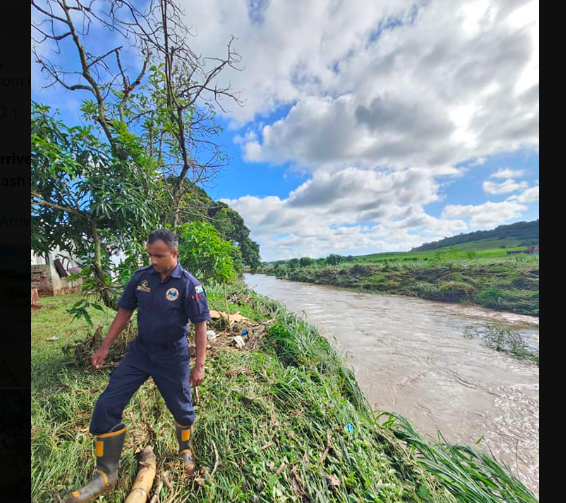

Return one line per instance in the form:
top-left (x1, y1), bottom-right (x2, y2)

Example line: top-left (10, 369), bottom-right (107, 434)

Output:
top-left (300, 257), bottom-right (314, 267)
top-left (288, 259), bottom-right (300, 269)
top-left (177, 221), bottom-right (241, 318)
top-left (32, 0), bottom-right (243, 226)
top-left (326, 254), bottom-right (343, 266)
top-left (31, 103), bottom-right (163, 309)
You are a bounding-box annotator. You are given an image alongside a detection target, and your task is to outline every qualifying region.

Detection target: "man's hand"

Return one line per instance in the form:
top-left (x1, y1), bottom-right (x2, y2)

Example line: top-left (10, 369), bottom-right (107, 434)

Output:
top-left (89, 308), bottom-right (134, 370)
top-left (91, 347), bottom-right (109, 369)
top-left (189, 364), bottom-right (205, 388)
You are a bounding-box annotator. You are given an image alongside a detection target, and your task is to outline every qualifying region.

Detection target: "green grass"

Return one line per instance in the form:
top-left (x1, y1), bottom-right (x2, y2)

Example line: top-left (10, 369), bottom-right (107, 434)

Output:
top-left (32, 286), bottom-right (537, 503)
top-left (380, 414), bottom-right (538, 503)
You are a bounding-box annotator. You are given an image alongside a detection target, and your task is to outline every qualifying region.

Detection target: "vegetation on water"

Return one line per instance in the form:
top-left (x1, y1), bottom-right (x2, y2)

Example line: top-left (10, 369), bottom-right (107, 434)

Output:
top-left (463, 324), bottom-right (539, 366)
top-left (32, 287), bottom-right (538, 503)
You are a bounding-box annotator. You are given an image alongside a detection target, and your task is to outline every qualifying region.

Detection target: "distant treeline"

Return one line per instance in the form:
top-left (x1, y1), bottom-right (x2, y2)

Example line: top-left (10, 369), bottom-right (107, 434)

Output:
top-left (412, 220), bottom-right (539, 252)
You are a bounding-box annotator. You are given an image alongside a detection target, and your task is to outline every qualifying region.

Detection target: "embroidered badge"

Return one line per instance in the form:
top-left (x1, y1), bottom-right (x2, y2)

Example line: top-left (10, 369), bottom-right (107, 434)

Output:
top-left (137, 280), bottom-right (151, 293)
top-left (195, 285), bottom-right (204, 294)
top-left (166, 288), bottom-right (179, 301)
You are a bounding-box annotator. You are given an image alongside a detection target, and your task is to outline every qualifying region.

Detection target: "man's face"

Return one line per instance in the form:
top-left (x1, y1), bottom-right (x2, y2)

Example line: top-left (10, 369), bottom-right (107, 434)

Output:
top-left (147, 240), bottom-right (178, 273)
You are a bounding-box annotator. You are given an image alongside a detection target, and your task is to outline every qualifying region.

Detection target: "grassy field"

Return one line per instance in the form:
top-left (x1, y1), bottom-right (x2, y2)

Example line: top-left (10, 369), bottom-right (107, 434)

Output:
top-left (259, 254), bottom-right (539, 317)
top-left (32, 287), bottom-right (537, 503)
top-left (346, 241), bottom-right (530, 262)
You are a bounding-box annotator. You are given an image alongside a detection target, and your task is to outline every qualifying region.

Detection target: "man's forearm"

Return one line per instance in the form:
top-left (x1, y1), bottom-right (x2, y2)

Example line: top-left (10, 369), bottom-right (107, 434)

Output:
top-left (194, 321), bottom-right (208, 368)
top-left (101, 308), bottom-right (134, 350)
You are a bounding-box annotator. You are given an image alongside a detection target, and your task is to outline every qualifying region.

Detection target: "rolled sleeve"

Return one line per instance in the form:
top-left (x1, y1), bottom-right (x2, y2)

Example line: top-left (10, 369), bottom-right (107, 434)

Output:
top-left (185, 284), bottom-right (211, 324)
top-left (117, 274), bottom-right (139, 310)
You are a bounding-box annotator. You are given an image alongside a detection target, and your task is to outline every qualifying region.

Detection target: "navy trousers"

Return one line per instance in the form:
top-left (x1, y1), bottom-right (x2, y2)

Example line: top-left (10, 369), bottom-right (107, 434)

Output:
top-left (89, 337), bottom-right (195, 435)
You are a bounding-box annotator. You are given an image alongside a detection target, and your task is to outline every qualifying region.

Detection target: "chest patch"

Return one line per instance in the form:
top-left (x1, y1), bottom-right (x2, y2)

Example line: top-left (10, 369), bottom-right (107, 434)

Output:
top-left (166, 288), bottom-right (180, 301)
top-left (137, 280), bottom-right (151, 293)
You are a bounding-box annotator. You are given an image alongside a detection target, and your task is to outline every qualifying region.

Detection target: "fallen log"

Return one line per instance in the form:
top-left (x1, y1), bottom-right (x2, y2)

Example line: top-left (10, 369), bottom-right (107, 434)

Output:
top-left (124, 446), bottom-right (157, 503)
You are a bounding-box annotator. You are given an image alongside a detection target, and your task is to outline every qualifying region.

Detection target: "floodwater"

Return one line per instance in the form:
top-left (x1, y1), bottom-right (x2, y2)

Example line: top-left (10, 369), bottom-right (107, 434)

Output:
top-left (245, 274), bottom-right (540, 495)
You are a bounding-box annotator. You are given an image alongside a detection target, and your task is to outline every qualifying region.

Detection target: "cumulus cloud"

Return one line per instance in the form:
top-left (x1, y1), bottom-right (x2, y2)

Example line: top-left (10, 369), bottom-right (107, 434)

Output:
top-left (219, 0), bottom-right (540, 171)
top-left (483, 179), bottom-right (529, 194)
top-left (222, 167), bottom-right (472, 260)
top-left (442, 201), bottom-right (528, 228)
top-left (491, 168), bottom-right (527, 179)
top-left (509, 185), bottom-right (539, 203)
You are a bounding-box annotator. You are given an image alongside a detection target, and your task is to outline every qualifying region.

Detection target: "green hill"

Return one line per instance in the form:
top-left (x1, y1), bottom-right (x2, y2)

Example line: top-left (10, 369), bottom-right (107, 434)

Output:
top-left (411, 220), bottom-right (539, 252)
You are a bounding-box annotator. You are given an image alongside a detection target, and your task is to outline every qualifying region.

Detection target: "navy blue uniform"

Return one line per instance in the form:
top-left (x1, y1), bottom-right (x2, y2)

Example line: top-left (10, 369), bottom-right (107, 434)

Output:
top-left (89, 263), bottom-right (211, 435)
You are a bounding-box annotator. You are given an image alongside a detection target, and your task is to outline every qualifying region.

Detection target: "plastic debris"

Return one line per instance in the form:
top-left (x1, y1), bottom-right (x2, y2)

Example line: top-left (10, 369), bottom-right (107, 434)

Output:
top-left (207, 330), bottom-right (217, 341)
top-left (233, 336), bottom-right (246, 349)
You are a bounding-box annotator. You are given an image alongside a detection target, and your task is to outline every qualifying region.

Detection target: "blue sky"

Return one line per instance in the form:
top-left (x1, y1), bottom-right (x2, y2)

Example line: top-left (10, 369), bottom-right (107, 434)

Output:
top-left (32, 0), bottom-right (539, 261)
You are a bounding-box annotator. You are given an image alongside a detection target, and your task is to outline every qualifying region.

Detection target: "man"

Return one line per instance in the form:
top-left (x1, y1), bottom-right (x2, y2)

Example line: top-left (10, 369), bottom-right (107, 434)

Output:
top-left (67, 229), bottom-right (211, 503)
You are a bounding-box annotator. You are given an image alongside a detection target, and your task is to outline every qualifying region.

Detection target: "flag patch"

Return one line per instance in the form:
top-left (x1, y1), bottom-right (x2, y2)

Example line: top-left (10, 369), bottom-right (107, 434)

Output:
top-left (195, 285), bottom-right (204, 294)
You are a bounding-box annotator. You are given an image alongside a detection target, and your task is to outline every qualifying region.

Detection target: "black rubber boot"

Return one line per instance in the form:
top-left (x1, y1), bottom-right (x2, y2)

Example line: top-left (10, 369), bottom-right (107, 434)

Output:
top-left (66, 423), bottom-right (127, 502)
top-left (175, 421), bottom-right (196, 475)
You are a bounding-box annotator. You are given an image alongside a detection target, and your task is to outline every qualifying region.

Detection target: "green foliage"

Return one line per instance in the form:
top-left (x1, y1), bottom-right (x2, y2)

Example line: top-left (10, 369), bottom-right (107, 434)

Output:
top-left (326, 254), bottom-right (343, 266)
top-left (177, 221), bottom-right (241, 286)
top-left (31, 102), bottom-right (163, 308)
top-left (288, 258), bottom-right (300, 269)
top-left (438, 281), bottom-right (477, 301)
top-left (300, 257), bottom-right (314, 267)
top-left (464, 324), bottom-right (539, 365)
top-left (66, 299), bottom-right (106, 328)
top-left (381, 413), bottom-right (538, 503)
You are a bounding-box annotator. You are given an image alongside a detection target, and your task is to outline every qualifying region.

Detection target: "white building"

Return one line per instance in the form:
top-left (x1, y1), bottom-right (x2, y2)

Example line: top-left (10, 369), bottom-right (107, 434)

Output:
top-left (31, 247), bottom-right (83, 296)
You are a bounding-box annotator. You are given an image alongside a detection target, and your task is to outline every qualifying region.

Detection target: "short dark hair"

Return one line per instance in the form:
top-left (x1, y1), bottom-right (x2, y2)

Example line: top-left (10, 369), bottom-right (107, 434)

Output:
top-left (148, 228), bottom-right (179, 251)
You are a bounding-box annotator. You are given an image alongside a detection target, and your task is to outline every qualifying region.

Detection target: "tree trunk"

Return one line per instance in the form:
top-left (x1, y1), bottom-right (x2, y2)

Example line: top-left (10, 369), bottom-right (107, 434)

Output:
top-left (92, 223), bottom-right (116, 310)
top-left (223, 281), bottom-right (231, 333)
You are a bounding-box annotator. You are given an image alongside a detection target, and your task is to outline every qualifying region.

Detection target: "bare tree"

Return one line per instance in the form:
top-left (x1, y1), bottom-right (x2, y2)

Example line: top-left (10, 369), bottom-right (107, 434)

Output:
top-left (32, 0), bottom-right (244, 225)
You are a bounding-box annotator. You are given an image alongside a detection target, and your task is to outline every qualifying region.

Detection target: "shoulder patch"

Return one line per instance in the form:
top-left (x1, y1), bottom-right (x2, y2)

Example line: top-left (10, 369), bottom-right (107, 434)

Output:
top-left (195, 285), bottom-right (204, 294)
top-left (183, 270), bottom-right (202, 287)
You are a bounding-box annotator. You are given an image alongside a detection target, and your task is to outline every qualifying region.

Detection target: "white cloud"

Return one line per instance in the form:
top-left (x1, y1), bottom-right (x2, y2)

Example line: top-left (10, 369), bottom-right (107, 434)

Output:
top-left (509, 185), bottom-right (539, 204)
top-left (483, 178), bottom-right (529, 194)
top-left (491, 168), bottom-right (527, 179)
top-left (222, 166), bottom-right (472, 260)
top-left (442, 201), bottom-right (527, 228)
top-left (222, 0), bottom-right (539, 173)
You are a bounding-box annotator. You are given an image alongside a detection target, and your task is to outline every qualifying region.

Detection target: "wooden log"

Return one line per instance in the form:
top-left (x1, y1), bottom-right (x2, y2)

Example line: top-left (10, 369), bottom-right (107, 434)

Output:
top-left (124, 446), bottom-right (157, 503)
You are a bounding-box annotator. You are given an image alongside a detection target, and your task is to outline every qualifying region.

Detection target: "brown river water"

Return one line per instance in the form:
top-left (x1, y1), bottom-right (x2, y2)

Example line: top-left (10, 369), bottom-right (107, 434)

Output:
top-left (245, 274), bottom-right (540, 496)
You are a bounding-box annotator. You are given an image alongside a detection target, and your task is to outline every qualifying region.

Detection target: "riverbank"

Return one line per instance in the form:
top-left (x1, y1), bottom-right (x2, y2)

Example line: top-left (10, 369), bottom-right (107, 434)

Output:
top-left (31, 286), bottom-right (537, 502)
top-left (258, 256), bottom-right (539, 317)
